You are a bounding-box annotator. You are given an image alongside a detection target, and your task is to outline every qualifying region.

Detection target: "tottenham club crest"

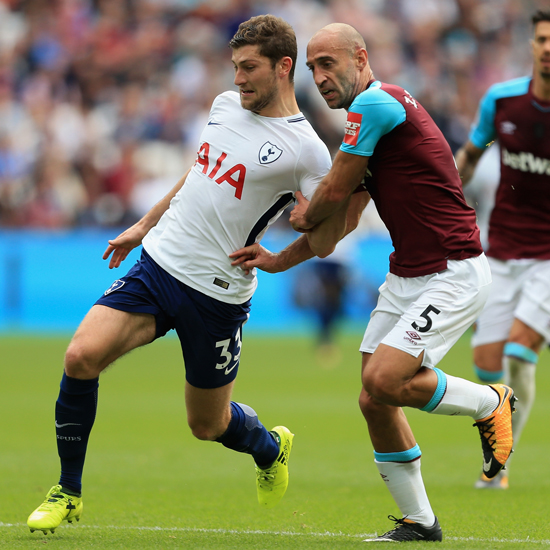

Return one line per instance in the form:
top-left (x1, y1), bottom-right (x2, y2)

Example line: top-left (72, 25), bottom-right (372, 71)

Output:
top-left (259, 142), bottom-right (283, 164)
top-left (104, 279), bottom-right (125, 295)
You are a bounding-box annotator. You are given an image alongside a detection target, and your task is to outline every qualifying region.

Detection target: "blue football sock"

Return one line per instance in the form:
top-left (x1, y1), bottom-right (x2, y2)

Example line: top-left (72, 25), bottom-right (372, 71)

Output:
top-left (55, 373), bottom-right (99, 494)
top-left (216, 402), bottom-right (279, 468)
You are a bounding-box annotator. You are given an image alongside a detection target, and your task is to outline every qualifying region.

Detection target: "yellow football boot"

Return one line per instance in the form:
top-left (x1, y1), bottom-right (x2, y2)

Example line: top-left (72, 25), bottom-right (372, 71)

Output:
top-left (256, 426), bottom-right (294, 508)
top-left (27, 485), bottom-right (83, 534)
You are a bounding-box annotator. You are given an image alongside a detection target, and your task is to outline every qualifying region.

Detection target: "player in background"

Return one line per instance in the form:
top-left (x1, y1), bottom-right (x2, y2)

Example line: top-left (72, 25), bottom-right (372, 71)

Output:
top-left (27, 15), bottom-right (367, 535)
top-left (232, 23), bottom-right (515, 542)
top-left (454, 10), bottom-right (550, 490)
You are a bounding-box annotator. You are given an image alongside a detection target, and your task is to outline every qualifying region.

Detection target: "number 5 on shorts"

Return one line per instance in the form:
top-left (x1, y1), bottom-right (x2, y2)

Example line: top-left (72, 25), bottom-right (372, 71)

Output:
top-left (412, 305), bottom-right (441, 333)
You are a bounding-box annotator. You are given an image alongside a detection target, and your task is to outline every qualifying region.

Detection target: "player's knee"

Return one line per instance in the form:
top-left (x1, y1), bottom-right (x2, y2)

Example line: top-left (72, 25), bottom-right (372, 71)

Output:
top-left (64, 342), bottom-right (101, 379)
top-left (188, 419), bottom-right (220, 442)
top-left (359, 389), bottom-right (388, 424)
top-left (362, 368), bottom-right (395, 403)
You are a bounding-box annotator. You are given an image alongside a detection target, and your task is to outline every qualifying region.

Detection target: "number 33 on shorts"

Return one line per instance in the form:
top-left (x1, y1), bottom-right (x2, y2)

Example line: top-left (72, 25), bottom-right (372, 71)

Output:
top-left (215, 327), bottom-right (242, 375)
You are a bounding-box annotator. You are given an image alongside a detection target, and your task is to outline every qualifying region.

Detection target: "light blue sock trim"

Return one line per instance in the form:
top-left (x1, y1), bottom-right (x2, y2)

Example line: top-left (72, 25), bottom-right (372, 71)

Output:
top-left (420, 367), bottom-right (447, 412)
top-left (474, 365), bottom-right (503, 382)
top-left (374, 444), bottom-right (421, 463)
top-left (504, 342), bottom-right (538, 364)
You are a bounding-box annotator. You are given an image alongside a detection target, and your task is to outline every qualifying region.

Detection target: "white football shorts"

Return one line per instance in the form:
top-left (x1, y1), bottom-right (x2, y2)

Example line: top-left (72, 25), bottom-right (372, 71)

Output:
top-left (471, 257), bottom-right (550, 347)
top-left (360, 254), bottom-right (492, 369)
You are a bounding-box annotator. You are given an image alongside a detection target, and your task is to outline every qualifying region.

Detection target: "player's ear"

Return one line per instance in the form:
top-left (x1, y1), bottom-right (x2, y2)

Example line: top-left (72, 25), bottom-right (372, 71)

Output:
top-left (356, 48), bottom-right (368, 70)
top-left (279, 56), bottom-right (293, 78)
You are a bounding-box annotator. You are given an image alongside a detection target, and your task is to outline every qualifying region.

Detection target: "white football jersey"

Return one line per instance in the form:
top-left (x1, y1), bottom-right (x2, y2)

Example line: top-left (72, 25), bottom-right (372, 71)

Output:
top-left (142, 91), bottom-right (331, 304)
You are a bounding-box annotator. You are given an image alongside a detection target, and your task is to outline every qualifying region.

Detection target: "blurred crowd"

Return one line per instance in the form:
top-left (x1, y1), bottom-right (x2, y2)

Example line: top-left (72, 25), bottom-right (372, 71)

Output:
top-left (0, 0), bottom-right (547, 230)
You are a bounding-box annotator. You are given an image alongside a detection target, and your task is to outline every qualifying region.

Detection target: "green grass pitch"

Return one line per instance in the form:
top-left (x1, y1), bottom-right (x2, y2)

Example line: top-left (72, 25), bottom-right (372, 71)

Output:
top-left (1, 332), bottom-right (549, 549)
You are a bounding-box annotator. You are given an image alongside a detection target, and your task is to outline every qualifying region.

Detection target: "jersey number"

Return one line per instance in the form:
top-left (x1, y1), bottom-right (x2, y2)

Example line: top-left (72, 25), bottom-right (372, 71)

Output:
top-left (215, 327), bottom-right (242, 375)
top-left (195, 142), bottom-right (246, 199)
top-left (412, 305), bottom-right (441, 333)
top-left (403, 90), bottom-right (418, 109)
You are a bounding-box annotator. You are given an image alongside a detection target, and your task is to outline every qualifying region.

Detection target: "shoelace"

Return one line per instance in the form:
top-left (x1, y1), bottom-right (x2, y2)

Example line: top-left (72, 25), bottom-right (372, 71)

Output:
top-left (378, 516), bottom-right (421, 541)
top-left (256, 467), bottom-right (276, 485)
top-left (473, 418), bottom-right (496, 451)
top-left (37, 492), bottom-right (67, 511)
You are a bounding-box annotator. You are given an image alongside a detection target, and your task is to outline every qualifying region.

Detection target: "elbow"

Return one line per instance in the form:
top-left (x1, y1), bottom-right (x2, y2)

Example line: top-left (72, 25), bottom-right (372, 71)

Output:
top-left (309, 239), bottom-right (337, 259)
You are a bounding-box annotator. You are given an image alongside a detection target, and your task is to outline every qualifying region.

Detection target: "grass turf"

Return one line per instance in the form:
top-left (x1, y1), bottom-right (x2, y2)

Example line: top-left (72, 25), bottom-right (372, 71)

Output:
top-left (1, 332), bottom-right (549, 548)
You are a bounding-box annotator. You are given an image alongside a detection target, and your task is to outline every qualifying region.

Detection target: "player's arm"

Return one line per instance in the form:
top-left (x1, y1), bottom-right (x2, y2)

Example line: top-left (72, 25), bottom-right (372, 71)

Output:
top-left (306, 186), bottom-right (370, 257)
top-left (103, 168), bottom-right (191, 268)
top-left (290, 150), bottom-right (369, 231)
top-left (454, 140), bottom-right (486, 186)
top-left (230, 191), bottom-right (369, 274)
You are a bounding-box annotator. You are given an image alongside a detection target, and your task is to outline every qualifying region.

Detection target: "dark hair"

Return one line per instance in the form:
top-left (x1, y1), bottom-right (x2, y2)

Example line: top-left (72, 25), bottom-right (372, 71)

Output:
top-left (532, 10), bottom-right (550, 26)
top-left (229, 15), bottom-right (297, 83)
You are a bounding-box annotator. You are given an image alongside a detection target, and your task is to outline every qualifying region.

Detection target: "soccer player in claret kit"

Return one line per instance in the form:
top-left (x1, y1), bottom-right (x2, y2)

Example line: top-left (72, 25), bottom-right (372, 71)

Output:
top-left (27, 15), bottom-right (368, 535)
top-left (455, 10), bottom-right (550, 490)
top-left (232, 23), bottom-right (517, 543)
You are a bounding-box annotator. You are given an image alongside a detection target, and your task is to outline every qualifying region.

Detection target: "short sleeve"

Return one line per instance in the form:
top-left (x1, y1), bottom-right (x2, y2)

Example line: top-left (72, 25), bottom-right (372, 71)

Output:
top-left (297, 139), bottom-right (332, 200)
top-left (340, 85), bottom-right (406, 157)
top-left (469, 88), bottom-right (497, 149)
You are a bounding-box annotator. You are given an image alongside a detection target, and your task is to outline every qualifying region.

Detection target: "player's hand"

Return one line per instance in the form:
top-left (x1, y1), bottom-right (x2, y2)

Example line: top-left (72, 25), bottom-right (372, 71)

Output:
top-left (289, 192), bottom-right (313, 233)
top-left (229, 244), bottom-right (280, 275)
top-left (102, 224), bottom-right (147, 269)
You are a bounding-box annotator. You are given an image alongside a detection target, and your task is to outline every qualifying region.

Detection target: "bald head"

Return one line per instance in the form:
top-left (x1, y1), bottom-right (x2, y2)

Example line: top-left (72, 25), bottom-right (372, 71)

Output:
top-left (309, 23), bottom-right (366, 58)
top-left (306, 23), bottom-right (372, 111)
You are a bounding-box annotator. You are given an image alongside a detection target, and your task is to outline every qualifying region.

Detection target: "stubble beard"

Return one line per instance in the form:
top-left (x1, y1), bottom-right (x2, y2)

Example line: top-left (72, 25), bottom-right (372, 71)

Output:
top-left (241, 76), bottom-right (278, 114)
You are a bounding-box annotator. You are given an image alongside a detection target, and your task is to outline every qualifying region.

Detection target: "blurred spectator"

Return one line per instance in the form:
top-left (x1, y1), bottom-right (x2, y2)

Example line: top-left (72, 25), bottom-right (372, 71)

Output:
top-left (0, 0), bottom-right (545, 229)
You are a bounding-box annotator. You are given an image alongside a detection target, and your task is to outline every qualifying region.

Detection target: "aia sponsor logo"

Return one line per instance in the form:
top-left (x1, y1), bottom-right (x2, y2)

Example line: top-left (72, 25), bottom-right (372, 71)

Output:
top-left (344, 112), bottom-right (362, 146)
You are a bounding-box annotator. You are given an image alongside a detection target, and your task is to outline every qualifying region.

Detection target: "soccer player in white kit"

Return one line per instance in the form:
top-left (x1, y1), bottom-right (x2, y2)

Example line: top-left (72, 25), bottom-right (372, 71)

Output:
top-left (27, 15), bottom-right (367, 535)
top-left (455, 10), bottom-right (550, 489)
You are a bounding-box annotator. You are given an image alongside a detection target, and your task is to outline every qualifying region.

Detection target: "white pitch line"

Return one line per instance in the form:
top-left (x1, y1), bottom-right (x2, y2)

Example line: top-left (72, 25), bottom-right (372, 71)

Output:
top-left (2, 523), bottom-right (549, 544)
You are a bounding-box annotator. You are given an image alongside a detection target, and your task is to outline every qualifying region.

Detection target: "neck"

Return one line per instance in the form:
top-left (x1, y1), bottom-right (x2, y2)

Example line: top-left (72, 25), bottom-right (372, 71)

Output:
top-left (532, 73), bottom-right (550, 101)
top-left (258, 85), bottom-right (300, 118)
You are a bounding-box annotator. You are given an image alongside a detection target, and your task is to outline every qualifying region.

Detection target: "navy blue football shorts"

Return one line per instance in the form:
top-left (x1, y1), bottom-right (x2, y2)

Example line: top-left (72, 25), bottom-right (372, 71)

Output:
top-left (95, 248), bottom-right (251, 389)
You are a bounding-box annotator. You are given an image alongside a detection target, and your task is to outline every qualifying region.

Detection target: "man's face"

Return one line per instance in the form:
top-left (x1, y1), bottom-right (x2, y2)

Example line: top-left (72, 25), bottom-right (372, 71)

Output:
top-left (306, 37), bottom-right (358, 110)
top-left (532, 21), bottom-right (550, 79)
top-left (232, 45), bottom-right (278, 114)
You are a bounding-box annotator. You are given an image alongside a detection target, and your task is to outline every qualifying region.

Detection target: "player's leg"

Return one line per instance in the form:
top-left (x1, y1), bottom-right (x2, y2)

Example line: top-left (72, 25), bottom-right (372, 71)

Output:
top-left (359, 351), bottom-right (441, 542)
top-left (505, 319), bottom-right (543, 444)
top-left (471, 257), bottom-right (517, 383)
top-left (58, 305), bottom-right (156, 492)
top-left (185, 380), bottom-right (292, 508)
top-left (506, 261), bottom-right (550, 446)
top-left (175, 284), bottom-right (292, 508)
top-left (360, 255), bottom-right (513, 539)
top-left (28, 305), bottom-right (156, 534)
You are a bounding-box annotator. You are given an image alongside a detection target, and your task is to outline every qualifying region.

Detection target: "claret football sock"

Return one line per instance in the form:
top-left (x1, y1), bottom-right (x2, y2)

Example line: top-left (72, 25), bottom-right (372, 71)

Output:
top-left (216, 402), bottom-right (279, 467)
top-left (56, 373), bottom-right (99, 494)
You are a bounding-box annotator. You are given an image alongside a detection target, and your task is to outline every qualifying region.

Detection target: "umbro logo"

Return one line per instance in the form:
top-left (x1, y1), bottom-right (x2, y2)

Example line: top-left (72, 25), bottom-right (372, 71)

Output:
top-left (500, 121), bottom-right (516, 134)
top-left (406, 331), bottom-right (421, 340)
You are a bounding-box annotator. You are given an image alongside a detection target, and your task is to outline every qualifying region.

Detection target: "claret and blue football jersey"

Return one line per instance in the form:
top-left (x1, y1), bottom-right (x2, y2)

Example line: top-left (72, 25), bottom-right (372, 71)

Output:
top-left (469, 76), bottom-right (550, 260)
top-left (341, 80), bottom-right (482, 278)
